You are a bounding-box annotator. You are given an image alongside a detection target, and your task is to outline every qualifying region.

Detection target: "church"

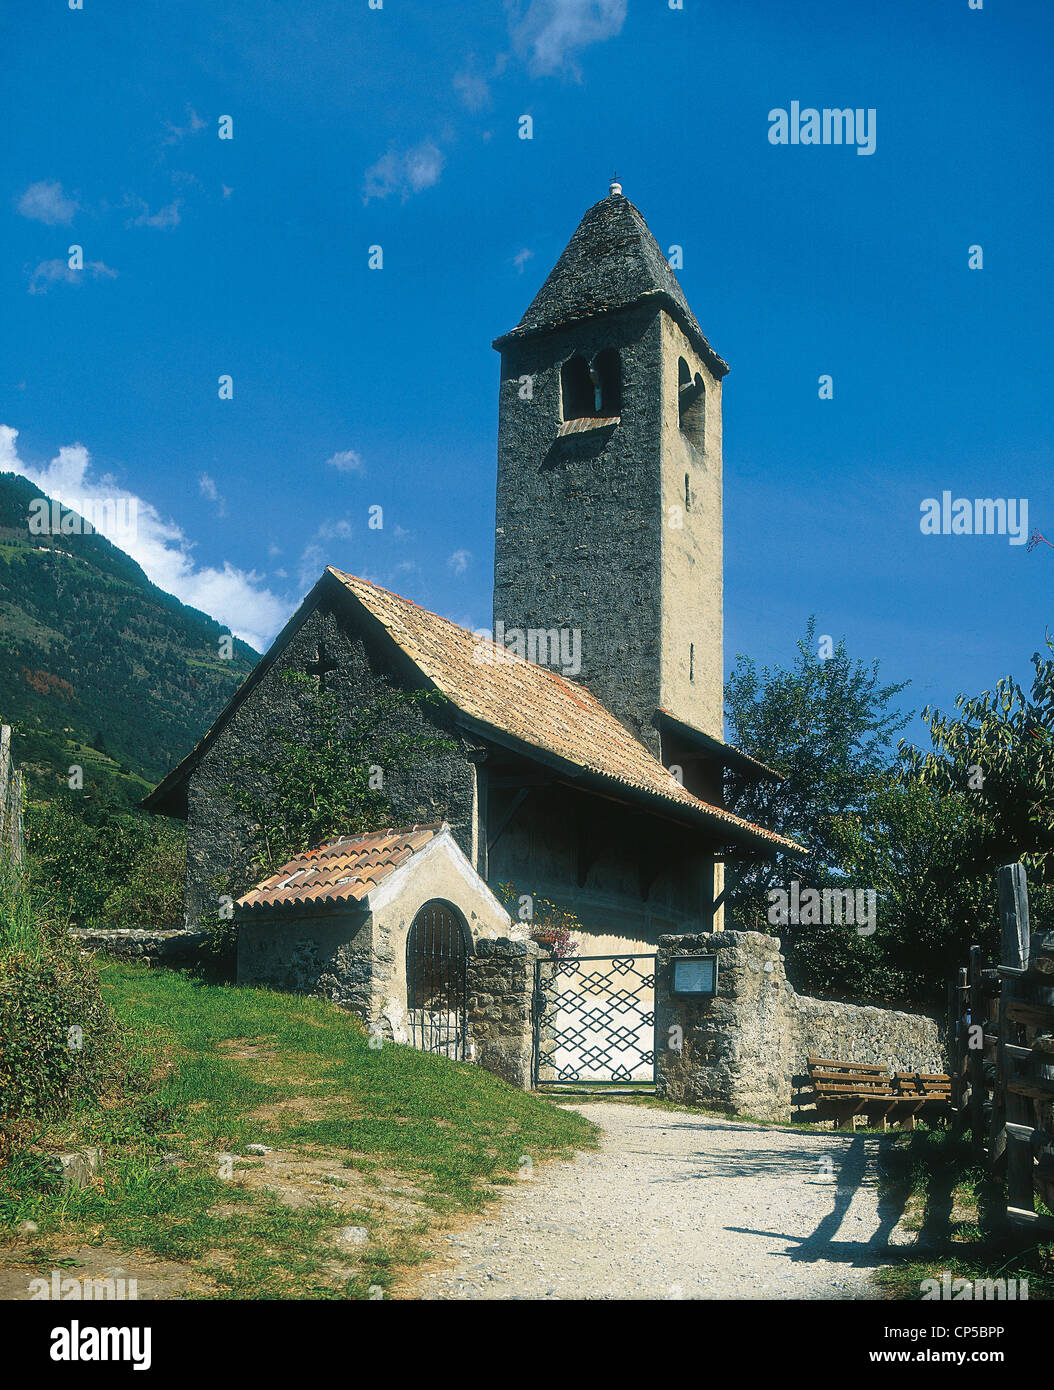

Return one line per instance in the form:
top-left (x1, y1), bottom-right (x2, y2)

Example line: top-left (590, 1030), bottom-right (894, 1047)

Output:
top-left (144, 182), bottom-right (795, 992)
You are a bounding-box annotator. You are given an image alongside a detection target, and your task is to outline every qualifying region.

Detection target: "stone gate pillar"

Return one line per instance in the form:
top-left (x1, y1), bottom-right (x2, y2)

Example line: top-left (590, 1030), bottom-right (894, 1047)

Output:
top-left (466, 938), bottom-right (542, 1089)
top-left (655, 931), bottom-right (793, 1122)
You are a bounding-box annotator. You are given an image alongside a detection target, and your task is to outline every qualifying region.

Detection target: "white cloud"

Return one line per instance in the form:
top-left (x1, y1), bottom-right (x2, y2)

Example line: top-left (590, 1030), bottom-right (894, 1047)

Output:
top-left (297, 542), bottom-right (326, 592)
top-left (0, 425), bottom-right (289, 652)
top-left (513, 247), bottom-right (534, 273)
top-left (454, 65), bottom-right (492, 111)
top-left (448, 548), bottom-right (472, 576)
top-left (17, 180), bottom-right (78, 225)
top-left (198, 472), bottom-right (226, 516)
top-left (326, 448), bottom-right (364, 474)
top-left (163, 107), bottom-right (207, 145)
top-left (126, 196), bottom-right (182, 229)
top-left (508, 0), bottom-right (627, 77)
top-left (363, 139), bottom-right (445, 203)
top-left (28, 259), bottom-right (117, 295)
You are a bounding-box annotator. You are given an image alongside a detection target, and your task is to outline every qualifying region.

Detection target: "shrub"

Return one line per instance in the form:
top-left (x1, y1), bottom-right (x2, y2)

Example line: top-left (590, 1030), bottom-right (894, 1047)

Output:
top-left (0, 949), bottom-right (123, 1153)
top-left (0, 863), bottom-right (124, 1157)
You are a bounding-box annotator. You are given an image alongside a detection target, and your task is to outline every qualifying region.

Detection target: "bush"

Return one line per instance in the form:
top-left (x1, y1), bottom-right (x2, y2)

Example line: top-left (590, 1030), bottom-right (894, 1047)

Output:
top-left (0, 863), bottom-right (124, 1157)
top-left (26, 792), bottom-right (185, 929)
top-left (0, 949), bottom-right (123, 1156)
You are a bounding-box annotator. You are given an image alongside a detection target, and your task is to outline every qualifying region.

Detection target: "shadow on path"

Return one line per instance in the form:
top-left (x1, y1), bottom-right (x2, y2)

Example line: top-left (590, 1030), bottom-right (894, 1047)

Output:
top-left (725, 1134), bottom-right (915, 1270)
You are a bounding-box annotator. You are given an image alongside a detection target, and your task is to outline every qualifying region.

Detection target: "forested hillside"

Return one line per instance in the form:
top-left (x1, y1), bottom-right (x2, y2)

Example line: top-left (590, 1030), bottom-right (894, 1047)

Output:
top-left (0, 471), bottom-right (258, 804)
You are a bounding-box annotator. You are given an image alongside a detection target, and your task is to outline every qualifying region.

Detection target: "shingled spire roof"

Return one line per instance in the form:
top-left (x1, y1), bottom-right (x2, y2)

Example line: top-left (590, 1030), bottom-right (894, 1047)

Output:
top-left (493, 189), bottom-right (729, 378)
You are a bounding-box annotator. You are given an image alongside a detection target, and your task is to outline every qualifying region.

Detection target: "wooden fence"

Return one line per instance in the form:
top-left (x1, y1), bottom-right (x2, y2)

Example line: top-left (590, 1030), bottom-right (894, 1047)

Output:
top-left (0, 723), bottom-right (26, 875)
top-left (948, 863), bottom-right (1054, 1233)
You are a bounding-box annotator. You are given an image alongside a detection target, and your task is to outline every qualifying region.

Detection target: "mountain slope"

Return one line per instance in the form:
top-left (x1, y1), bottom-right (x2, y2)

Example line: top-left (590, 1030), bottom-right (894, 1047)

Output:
top-left (0, 471), bottom-right (259, 802)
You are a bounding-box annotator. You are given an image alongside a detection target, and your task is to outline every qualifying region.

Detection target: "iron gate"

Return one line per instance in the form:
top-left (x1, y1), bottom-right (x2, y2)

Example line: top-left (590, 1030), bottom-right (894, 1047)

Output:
top-left (406, 899), bottom-right (468, 1060)
top-left (534, 953), bottom-right (657, 1087)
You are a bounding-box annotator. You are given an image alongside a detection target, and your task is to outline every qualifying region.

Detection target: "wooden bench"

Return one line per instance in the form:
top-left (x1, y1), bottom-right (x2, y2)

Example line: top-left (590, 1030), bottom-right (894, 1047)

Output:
top-left (804, 1059), bottom-right (954, 1130)
top-left (891, 1072), bottom-right (952, 1127)
top-left (806, 1057), bottom-right (900, 1129)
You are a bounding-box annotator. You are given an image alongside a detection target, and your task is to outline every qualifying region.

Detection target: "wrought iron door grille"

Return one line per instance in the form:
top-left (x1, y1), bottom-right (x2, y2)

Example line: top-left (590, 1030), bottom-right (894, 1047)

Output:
top-left (406, 900), bottom-right (468, 1060)
top-left (534, 953), bottom-right (656, 1086)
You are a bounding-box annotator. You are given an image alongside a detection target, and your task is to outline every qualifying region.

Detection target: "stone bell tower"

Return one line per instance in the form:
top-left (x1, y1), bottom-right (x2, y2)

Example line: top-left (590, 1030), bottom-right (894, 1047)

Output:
top-left (492, 181), bottom-right (729, 756)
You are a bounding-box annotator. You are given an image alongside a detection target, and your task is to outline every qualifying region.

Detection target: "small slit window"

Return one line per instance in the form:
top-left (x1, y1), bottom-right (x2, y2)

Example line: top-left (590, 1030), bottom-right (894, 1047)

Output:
top-left (678, 357), bottom-right (705, 451)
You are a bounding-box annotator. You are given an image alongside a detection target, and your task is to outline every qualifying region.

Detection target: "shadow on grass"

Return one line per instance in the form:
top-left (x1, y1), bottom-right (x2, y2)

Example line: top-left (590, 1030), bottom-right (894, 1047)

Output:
top-left (872, 1124), bottom-right (1054, 1298)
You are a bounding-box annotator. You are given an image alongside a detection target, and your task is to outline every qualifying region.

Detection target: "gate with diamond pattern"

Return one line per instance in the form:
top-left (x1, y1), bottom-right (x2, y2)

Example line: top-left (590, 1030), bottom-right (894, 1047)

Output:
top-left (533, 953), bottom-right (657, 1088)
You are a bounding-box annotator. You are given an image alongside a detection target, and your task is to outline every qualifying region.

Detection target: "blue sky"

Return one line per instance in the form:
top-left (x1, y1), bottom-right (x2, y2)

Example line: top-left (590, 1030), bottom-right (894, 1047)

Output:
top-left (3, 0), bottom-right (1052, 746)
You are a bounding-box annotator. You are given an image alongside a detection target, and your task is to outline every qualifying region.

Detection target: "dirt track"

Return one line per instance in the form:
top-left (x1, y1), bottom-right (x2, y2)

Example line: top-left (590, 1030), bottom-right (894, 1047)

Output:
top-left (410, 1102), bottom-right (915, 1300)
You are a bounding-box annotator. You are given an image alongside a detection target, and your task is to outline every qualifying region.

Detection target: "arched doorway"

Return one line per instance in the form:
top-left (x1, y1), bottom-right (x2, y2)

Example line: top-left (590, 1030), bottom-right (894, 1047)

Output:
top-left (405, 900), bottom-right (470, 1059)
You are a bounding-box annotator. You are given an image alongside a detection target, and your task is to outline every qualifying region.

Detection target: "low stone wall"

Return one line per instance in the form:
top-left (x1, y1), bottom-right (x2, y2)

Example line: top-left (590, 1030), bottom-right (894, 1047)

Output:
top-left (791, 994), bottom-right (944, 1120)
top-left (71, 928), bottom-right (206, 966)
top-left (466, 938), bottom-right (541, 1089)
top-left (794, 995), bottom-right (944, 1076)
top-left (655, 930), bottom-right (946, 1123)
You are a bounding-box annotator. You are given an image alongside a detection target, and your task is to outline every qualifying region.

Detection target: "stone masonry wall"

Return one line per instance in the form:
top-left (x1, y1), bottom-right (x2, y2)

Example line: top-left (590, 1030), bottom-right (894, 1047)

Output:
top-left (184, 596), bottom-right (476, 926)
top-left (236, 911), bottom-right (375, 1020)
top-left (793, 995), bottom-right (945, 1077)
top-left (466, 938), bottom-right (541, 1089)
top-left (70, 928), bottom-right (206, 966)
top-left (656, 930), bottom-right (945, 1122)
top-left (792, 995), bottom-right (945, 1120)
top-left (493, 305), bottom-right (666, 755)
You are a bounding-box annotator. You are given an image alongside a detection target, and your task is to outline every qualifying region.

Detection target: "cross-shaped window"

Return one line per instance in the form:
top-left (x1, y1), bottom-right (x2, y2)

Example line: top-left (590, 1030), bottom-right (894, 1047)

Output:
top-left (305, 641), bottom-right (339, 692)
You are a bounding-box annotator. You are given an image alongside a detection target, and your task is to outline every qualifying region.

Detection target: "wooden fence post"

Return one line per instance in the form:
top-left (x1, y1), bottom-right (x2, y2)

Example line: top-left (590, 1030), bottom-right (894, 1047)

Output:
top-left (0, 723), bottom-right (10, 850)
top-left (968, 945), bottom-right (986, 1152)
top-left (999, 863), bottom-right (1030, 970)
top-left (998, 863), bottom-right (1035, 1221)
top-left (0, 723), bottom-right (25, 877)
top-left (9, 769), bottom-right (24, 868)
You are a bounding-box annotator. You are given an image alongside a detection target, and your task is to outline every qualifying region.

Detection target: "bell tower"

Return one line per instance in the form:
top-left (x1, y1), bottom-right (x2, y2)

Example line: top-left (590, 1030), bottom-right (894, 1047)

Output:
top-left (492, 182), bottom-right (728, 756)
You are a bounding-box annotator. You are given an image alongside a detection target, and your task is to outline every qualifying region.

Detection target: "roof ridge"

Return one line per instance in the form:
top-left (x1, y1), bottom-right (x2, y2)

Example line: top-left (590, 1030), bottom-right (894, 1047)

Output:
top-left (314, 820), bottom-right (446, 852)
top-left (329, 567), bottom-right (606, 701)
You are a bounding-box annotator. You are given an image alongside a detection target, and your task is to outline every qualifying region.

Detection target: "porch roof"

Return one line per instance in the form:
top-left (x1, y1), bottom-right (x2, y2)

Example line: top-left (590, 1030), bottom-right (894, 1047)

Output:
top-left (236, 823), bottom-right (444, 913)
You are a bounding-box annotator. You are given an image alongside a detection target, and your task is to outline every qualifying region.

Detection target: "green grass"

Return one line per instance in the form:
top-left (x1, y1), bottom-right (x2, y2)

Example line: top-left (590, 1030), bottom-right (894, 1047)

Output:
top-left (874, 1125), bottom-right (1054, 1300)
top-left (0, 961), bottom-right (597, 1299)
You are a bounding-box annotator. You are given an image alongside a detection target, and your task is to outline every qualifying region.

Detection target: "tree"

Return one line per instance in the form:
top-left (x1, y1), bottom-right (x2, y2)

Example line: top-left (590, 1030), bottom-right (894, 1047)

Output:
top-left (900, 651), bottom-right (1054, 879)
top-left (820, 770), bottom-right (995, 1004)
top-left (724, 624), bottom-right (1054, 1006)
top-left (26, 791), bottom-right (185, 929)
top-left (723, 617), bottom-right (910, 925)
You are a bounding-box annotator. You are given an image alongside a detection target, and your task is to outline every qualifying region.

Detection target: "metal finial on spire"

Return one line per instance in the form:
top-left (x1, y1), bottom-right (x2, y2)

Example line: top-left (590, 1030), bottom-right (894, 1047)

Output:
top-left (609, 170), bottom-right (622, 197)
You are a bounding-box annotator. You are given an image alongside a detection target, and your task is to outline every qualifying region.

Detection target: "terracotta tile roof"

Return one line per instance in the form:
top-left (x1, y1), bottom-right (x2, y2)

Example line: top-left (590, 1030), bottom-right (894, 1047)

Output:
top-left (236, 823), bottom-right (443, 913)
top-left (328, 569), bottom-right (801, 854)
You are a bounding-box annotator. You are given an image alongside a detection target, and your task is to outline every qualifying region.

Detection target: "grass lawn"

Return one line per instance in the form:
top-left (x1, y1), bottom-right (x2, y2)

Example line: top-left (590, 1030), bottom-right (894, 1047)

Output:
top-left (874, 1126), bottom-right (1054, 1300)
top-left (0, 961), bottom-right (597, 1299)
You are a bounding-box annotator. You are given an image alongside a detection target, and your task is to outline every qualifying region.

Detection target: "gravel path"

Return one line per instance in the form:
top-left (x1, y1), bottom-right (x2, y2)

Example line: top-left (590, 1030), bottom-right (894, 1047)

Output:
top-left (414, 1102), bottom-right (916, 1300)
